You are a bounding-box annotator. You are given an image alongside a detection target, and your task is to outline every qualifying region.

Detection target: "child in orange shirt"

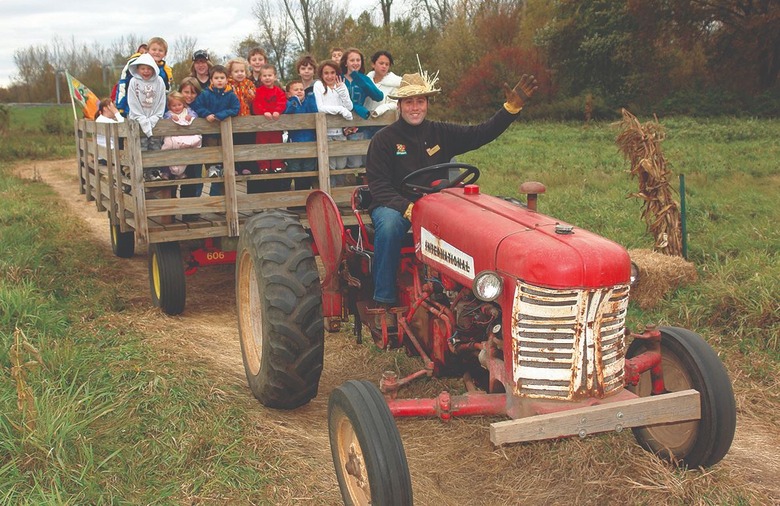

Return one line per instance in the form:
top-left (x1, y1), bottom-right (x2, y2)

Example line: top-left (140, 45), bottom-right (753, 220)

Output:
top-left (227, 57), bottom-right (256, 175)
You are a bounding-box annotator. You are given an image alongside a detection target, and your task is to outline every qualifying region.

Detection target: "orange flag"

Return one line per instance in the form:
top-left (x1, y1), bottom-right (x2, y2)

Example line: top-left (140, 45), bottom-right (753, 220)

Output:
top-left (65, 71), bottom-right (99, 119)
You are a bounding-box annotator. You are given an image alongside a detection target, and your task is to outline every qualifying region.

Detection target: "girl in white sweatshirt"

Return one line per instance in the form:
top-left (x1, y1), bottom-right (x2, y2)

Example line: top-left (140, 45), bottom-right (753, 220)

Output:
top-left (313, 60), bottom-right (353, 175)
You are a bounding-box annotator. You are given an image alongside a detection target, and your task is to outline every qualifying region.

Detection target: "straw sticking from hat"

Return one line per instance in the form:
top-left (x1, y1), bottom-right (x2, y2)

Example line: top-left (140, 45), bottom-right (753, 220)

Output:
top-left (388, 55), bottom-right (440, 100)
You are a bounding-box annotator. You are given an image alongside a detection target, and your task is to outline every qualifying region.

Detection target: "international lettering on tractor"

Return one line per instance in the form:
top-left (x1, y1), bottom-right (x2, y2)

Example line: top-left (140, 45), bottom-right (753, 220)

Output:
top-left (234, 162), bottom-right (736, 506)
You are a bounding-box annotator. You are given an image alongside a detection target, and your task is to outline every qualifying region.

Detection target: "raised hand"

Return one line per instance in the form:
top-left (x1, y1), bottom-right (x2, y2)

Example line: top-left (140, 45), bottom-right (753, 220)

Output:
top-left (502, 74), bottom-right (539, 112)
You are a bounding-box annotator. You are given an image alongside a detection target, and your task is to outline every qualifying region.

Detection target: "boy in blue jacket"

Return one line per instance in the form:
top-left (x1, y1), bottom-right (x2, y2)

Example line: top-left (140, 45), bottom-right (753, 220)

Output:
top-left (284, 80), bottom-right (318, 190)
top-left (192, 65), bottom-right (240, 182)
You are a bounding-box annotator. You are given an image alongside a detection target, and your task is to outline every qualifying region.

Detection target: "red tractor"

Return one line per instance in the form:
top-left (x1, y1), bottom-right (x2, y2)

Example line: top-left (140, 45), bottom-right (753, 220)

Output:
top-left (235, 163), bottom-right (736, 506)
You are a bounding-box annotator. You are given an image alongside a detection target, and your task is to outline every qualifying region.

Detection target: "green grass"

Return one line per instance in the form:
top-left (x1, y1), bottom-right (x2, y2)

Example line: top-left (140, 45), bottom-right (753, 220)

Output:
top-left (0, 105), bottom-right (74, 162)
top-left (0, 166), bottom-right (274, 502)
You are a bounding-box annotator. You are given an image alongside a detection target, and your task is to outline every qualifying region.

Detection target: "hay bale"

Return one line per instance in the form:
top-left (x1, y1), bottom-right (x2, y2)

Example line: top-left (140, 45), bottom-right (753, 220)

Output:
top-left (629, 248), bottom-right (698, 309)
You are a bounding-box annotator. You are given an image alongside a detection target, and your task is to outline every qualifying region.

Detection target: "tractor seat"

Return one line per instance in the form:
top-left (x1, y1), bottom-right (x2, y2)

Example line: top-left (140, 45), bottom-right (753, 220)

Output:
top-left (355, 186), bottom-right (373, 210)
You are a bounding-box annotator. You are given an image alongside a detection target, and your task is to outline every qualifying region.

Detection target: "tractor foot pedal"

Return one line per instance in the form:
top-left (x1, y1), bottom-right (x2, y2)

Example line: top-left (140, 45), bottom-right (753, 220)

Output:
top-left (373, 311), bottom-right (397, 330)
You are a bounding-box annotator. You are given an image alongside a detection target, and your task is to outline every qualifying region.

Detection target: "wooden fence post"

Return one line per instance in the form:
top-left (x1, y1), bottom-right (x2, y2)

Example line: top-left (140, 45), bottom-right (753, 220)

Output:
top-left (315, 113), bottom-right (331, 193)
top-left (127, 120), bottom-right (149, 244)
top-left (220, 118), bottom-right (239, 237)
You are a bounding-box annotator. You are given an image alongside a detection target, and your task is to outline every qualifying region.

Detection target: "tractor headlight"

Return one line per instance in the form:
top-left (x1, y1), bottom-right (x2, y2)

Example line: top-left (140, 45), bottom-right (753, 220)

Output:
top-left (473, 271), bottom-right (503, 301)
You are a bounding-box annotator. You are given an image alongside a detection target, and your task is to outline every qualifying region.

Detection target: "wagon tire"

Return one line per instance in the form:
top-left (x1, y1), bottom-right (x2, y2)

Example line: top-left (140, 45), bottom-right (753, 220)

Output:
top-left (110, 220), bottom-right (135, 258)
top-left (148, 242), bottom-right (186, 315)
top-left (236, 210), bottom-right (324, 409)
top-left (627, 326), bottom-right (736, 468)
top-left (329, 380), bottom-right (413, 506)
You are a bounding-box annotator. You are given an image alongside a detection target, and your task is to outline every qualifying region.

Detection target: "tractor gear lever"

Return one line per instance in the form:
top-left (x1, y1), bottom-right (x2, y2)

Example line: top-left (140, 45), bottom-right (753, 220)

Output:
top-left (502, 74), bottom-right (538, 114)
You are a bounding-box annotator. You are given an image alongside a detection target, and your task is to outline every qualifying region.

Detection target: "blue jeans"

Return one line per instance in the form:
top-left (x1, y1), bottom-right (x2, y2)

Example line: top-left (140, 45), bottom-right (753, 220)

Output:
top-left (370, 206), bottom-right (411, 304)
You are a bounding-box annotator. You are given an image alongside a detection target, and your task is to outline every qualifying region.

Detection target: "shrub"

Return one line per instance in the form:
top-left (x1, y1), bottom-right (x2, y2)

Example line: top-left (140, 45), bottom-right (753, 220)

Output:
top-left (40, 108), bottom-right (70, 135)
top-left (523, 94), bottom-right (621, 121)
top-left (0, 105), bottom-right (9, 136)
top-left (747, 88), bottom-right (780, 117)
top-left (655, 89), bottom-right (747, 117)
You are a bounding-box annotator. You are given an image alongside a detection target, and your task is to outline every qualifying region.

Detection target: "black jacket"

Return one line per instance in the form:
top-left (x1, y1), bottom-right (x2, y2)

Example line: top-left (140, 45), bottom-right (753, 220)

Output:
top-left (365, 107), bottom-right (518, 213)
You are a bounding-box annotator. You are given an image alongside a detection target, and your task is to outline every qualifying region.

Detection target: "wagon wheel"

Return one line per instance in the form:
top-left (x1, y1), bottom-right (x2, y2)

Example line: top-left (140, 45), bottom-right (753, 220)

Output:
top-left (110, 220), bottom-right (135, 258)
top-left (236, 210), bottom-right (324, 409)
top-left (401, 162), bottom-right (480, 194)
top-left (627, 326), bottom-right (736, 468)
top-left (329, 380), bottom-right (413, 506)
top-left (148, 242), bottom-right (186, 315)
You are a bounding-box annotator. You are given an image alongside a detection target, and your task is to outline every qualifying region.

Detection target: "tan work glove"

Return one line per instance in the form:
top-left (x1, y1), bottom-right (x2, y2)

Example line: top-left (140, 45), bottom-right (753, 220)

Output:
top-left (502, 74), bottom-right (539, 114)
top-left (403, 203), bottom-right (413, 221)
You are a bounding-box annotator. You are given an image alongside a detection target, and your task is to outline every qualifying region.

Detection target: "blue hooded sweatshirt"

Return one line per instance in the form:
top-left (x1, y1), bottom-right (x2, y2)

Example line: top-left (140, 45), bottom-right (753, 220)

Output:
top-left (192, 84), bottom-right (240, 120)
top-left (284, 95), bottom-right (318, 142)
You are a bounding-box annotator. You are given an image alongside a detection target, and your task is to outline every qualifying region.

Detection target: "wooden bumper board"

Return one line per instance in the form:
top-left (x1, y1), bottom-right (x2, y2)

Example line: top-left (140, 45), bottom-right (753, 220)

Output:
top-left (490, 389), bottom-right (700, 445)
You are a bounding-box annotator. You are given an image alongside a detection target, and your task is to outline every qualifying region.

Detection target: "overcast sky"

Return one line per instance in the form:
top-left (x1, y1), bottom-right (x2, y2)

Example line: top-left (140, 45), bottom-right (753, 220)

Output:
top-left (0, 0), bottom-right (377, 89)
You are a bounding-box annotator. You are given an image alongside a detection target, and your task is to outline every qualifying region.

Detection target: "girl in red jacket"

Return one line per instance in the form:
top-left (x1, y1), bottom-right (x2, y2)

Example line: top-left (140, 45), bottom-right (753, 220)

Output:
top-left (252, 63), bottom-right (287, 174)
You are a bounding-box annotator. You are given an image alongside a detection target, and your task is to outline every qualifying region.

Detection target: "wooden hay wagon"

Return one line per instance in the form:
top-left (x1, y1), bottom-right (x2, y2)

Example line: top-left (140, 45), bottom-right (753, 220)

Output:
top-left (74, 112), bottom-right (394, 315)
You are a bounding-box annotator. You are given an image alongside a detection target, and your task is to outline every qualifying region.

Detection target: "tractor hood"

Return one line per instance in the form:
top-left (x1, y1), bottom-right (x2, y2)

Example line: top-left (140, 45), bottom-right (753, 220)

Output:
top-left (412, 186), bottom-right (630, 289)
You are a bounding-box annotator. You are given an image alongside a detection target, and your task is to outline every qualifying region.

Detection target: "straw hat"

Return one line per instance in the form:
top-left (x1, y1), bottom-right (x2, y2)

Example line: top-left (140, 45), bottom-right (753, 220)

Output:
top-left (389, 70), bottom-right (440, 100)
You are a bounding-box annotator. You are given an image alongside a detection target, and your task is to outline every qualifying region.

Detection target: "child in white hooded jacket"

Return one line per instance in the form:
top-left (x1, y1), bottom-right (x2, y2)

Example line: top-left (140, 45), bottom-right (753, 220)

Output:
top-left (127, 52), bottom-right (166, 180)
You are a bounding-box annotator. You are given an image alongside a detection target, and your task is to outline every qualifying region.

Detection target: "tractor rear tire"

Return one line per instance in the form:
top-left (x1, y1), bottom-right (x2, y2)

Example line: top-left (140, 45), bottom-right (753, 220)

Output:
top-left (110, 220), bottom-right (135, 258)
top-left (236, 210), bottom-right (324, 409)
top-left (627, 326), bottom-right (736, 468)
top-left (148, 242), bottom-right (186, 315)
top-left (329, 380), bottom-right (413, 506)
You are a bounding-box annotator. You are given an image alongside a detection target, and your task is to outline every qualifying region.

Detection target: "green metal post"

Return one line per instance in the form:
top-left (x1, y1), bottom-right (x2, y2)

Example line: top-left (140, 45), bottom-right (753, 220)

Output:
top-left (679, 174), bottom-right (688, 259)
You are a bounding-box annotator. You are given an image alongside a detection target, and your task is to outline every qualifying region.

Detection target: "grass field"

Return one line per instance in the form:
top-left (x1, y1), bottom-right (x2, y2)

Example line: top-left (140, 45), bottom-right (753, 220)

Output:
top-left (0, 105), bottom-right (73, 161)
top-left (0, 113), bottom-right (778, 503)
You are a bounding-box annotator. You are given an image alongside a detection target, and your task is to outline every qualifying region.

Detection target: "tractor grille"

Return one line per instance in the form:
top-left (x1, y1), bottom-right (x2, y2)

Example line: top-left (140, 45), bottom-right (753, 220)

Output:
top-left (510, 281), bottom-right (630, 400)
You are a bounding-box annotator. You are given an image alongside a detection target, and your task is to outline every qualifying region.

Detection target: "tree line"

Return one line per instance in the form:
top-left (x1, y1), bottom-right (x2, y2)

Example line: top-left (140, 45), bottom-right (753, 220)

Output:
top-left (2, 0), bottom-right (778, 119)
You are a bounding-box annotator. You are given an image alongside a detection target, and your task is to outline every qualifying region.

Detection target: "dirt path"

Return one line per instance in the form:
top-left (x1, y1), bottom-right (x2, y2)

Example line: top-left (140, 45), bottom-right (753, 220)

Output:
top-left (18, 159), bottom-right (780, 505)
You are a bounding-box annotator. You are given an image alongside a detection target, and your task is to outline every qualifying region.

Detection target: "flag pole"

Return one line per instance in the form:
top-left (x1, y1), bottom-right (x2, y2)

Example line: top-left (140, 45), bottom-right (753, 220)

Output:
top-left (64, 71), bottom-right (78, 121)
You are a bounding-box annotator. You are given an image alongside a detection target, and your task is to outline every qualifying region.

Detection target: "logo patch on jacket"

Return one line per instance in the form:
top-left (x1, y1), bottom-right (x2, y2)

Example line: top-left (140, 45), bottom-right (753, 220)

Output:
top-left (396, 144), bottom-right (407, 156)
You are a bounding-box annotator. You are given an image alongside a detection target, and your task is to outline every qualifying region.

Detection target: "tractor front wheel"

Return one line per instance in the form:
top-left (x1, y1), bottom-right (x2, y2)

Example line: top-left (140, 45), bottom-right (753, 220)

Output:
top-left (148, 242), bottom-right (186, 315)
top-left (236, 210), bottom-right (324, 409)
top-left (329, 380), bottom-right (413, 506)
top-left (627, 326), bottom-right (736, 468)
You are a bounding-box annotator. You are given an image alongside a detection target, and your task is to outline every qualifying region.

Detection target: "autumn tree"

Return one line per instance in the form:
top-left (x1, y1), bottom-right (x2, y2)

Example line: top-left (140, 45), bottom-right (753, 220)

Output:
top-left (670, 0), bottom-right (780, 93)
top-left (536, 0), bottom-right (662, 106)
top-left (450, 46), bottom-right (549, 119)
top-left (256, 0), bottom-right (348, 57)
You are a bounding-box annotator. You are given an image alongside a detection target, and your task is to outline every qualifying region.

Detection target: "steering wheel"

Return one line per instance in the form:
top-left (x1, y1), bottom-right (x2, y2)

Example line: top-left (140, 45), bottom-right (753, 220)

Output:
top-left (401, 162), bottom-right (480, 194)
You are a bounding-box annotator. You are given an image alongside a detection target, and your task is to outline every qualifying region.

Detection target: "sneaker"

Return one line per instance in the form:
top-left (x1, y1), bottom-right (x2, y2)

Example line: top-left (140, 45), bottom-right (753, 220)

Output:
top-left (259, 168), bottom-right (270, 174)
top-left (207, 165), bottom-right (223, 178)
top-left (144, 169), bottom-right (162, 182)
top-left (241, 169), bottom-right (252, 175)
top-left (272, 166), bottom-right (285, 173)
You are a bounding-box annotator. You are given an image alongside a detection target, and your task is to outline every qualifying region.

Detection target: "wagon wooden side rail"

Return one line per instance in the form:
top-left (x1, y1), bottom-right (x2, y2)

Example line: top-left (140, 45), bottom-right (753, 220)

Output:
top-left (74, 113), bottom-right (395, 246)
